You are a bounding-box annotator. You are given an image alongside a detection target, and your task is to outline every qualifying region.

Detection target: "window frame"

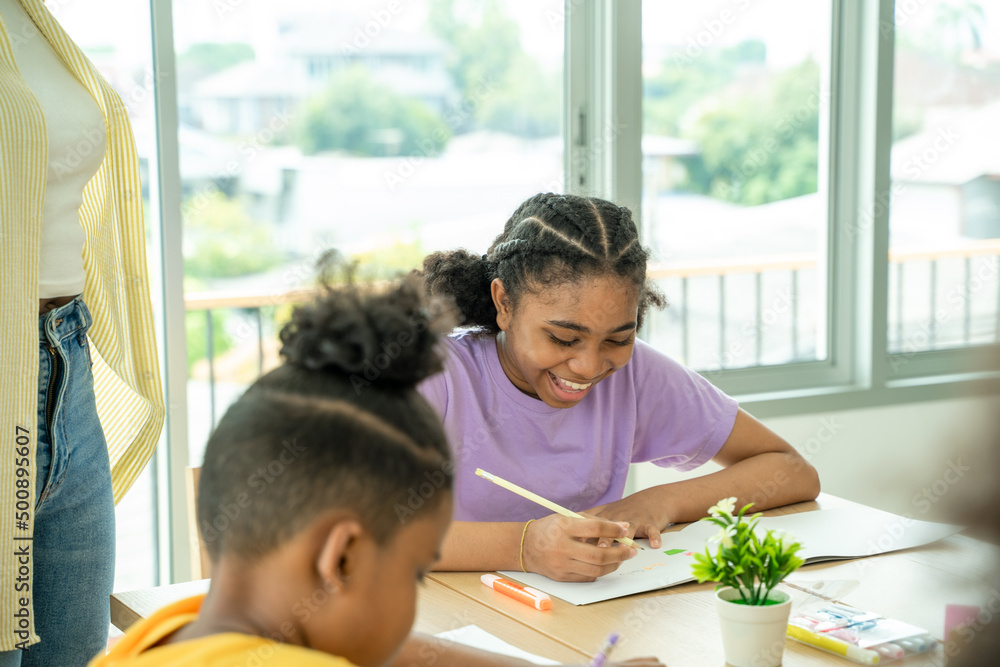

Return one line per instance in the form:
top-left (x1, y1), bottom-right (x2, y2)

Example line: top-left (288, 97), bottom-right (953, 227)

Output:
top-left (150, 0), bottom-right (190, 584)
top-left (147, 0), bottom-right (1000, 583)
top-left (566, 0), bottom-right (1000, 420)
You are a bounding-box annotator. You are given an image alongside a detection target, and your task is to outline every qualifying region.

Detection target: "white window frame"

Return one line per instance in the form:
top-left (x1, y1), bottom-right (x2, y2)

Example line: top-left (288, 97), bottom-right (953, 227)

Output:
top-left (147, 0), bottom-right (1000, 583)
top-left (565, 0), bottom-right (1000, 421)
top-left (150, 0), bottom-right (190, 584)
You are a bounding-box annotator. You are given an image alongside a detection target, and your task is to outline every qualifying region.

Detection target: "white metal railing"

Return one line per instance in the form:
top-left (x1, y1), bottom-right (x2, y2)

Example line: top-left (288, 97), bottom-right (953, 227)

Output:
top-left (185, 240), bottom-right (1000, 424)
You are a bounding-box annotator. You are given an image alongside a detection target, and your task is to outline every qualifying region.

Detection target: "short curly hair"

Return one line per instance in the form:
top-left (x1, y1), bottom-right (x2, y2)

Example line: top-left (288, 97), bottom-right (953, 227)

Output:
top-left (420, 192), bottom-right (665, 333)
top-left (197, 275), bottom-right (457, 563)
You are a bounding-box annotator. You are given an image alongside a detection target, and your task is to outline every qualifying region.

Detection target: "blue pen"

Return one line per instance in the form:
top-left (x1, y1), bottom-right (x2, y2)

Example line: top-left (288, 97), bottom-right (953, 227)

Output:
top-left (589, 633), bottom-right (620, 667)
top-left (828, 603), bottom-right (865, 617)
top-left (842, 618), bottom-right (879, 632)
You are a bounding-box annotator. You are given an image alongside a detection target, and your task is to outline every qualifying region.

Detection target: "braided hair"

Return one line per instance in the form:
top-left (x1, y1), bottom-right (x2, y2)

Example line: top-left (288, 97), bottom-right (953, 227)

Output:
top-left (420, 192), bottom-right (665, 334)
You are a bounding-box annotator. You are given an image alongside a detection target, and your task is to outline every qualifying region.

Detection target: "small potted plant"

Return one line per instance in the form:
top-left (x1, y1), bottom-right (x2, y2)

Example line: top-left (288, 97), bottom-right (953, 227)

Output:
top-left (691, 498), bottom-right (804, 667)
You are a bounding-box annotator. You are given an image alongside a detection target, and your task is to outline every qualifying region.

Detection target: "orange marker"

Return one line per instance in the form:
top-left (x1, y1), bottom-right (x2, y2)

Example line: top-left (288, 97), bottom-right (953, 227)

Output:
top-left (481, 574), bottom-right (552, 610)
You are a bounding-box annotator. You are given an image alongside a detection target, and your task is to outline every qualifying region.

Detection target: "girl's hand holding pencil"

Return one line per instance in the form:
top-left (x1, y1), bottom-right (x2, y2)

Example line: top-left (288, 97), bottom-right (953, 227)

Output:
top-left (475, 469), bottom-right (641, 582)
top-left (521, 514), bottom-right (639, 582)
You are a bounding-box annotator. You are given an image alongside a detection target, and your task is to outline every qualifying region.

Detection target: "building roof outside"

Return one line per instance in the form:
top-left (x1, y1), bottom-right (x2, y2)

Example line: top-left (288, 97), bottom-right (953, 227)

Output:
top-left (891, 99), bottom-right (1000, 185)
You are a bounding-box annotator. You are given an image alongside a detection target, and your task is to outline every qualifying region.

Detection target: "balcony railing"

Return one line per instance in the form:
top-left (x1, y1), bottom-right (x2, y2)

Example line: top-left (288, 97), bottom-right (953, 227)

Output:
top-left (184, 239), bottom-right (1000, 433)
top-left (646, 253), bottom-right (817, 368)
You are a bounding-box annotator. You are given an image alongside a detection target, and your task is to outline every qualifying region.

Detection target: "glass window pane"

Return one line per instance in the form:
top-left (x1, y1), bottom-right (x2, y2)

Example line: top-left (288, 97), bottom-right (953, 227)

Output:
top-left (640, 1), bottom-right (831, 372)
top-left (172, 0), bottom-right (564, 465)
top-left (888, 1), bottom-right (1000, 354)
top-left (49, 0), bottom-right (161, 591)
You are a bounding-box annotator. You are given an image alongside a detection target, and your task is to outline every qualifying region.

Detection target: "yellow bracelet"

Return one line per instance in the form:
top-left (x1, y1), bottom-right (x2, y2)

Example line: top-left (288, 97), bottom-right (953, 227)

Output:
top-left (519, 519), bottom-right (535, 573)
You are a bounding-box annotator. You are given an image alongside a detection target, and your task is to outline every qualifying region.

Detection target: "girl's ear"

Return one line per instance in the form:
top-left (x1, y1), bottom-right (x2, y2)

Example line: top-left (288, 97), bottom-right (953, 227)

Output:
top-left (316, 518), bottom-right (364, 590)
top-left (491, 278), bottom-right (512, 331)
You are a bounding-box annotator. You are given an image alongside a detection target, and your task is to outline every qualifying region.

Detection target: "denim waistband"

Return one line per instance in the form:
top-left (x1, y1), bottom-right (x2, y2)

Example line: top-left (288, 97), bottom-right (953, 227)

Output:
top-left (38, 296), bottom-right (92, 346)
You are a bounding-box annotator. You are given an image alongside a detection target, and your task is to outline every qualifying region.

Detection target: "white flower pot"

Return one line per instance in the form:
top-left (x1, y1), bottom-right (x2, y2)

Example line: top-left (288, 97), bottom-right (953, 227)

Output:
top-left (714, 588), bottom-right (792, 667)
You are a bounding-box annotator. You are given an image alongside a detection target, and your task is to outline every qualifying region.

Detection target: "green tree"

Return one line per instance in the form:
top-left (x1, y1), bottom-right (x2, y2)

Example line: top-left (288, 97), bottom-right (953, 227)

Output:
top-left (429, 0), bottom-right (519, 100)
top-left (476, 53), bottom-right (560, 138)
top-left (934, 1), bottom-right (987, 53)
top-left (294, 66), bottom-right (450, 157)
top-left (351, 239), bottom-right (427, 280)
top-left (183, 191), bottom-right (285, 279)
top-left (644, 40), bottom-right (766, 137)
top-left (184, 309), bottom-right (233, 375)
top-left (182, 275), bottom-right (234, 374)
top-left (682, 59), bottom-right (820, 206)
top-left (429, 0), bottom-right (554, 135)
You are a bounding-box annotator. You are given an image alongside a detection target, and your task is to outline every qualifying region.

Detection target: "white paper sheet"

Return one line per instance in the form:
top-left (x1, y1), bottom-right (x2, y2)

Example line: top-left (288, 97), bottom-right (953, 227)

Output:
top-left (499, 506), bottom-right (962, 605)
top-left (435, 625), bottom-right (560, 665)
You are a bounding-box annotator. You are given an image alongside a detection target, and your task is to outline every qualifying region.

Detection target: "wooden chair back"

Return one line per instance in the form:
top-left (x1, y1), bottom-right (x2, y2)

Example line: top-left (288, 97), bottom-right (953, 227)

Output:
top-left (186, 466), bottom-right (212, 579)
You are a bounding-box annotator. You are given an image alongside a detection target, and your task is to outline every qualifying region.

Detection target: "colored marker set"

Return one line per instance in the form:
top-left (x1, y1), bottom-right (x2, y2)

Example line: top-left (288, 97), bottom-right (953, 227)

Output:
top-left (788, 602), bottom-right (938, 664)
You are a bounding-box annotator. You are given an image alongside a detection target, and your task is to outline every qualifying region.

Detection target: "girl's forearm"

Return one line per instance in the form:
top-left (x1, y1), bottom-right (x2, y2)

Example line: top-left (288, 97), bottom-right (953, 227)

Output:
top-left (433, 520), bottom-right (526, 571)
top-left (643, 450), bottom-right (820, 525)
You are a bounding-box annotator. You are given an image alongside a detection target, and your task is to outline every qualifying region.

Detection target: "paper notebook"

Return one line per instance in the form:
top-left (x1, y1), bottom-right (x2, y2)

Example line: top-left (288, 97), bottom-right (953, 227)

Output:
top-left (435, 625), bottom-right (559, 665)
top-left (499, 506), bottom-right (962, 605)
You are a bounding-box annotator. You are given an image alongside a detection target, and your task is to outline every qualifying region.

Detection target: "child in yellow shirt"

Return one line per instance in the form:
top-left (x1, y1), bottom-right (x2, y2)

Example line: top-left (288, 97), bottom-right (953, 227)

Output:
top-left (90, 275), bottom-right (665, 667)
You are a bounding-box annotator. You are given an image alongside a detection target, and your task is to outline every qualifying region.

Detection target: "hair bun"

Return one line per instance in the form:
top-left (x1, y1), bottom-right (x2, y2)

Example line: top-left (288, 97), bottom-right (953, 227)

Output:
top-left (279, 276), bottom-right (456, 387)
top-left (420, 249), bottom-right (497, 330)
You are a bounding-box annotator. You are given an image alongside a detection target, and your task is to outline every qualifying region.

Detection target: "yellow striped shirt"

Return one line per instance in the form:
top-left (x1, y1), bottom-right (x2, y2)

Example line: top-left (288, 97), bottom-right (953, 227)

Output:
top-left (0, 0), bottom-right (165, 649)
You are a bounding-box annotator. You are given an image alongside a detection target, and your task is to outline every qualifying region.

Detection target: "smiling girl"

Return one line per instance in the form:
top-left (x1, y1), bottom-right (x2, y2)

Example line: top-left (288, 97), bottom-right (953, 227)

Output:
top-left (418, 192), bottom-right (820, 582)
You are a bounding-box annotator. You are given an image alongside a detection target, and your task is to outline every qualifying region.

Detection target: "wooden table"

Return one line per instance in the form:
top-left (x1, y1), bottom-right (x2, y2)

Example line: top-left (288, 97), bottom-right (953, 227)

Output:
top-left (112, 493), bottom-right (998, 665)
top-left (426, 494), bottom-right (999, 666)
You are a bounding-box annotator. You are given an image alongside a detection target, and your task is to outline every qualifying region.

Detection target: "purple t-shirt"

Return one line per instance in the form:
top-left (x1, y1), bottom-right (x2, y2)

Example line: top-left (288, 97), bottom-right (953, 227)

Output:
top-left (417, 331), bottom-right (740, 522)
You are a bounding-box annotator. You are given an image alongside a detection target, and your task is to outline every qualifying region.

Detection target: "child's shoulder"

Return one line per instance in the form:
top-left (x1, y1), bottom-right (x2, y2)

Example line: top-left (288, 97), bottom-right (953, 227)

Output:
top-left (418, 329), bottom-right (492, 399)
top-left (247, 644), bottom-right (359, 666)
top-left (445, 327), bottom-right (492, 345)
top-left (439, 328), bottom-right (494, 361)
top-left (614, 339), bottom-right (723, 394)
top-left (628, 337), bottom-right (686, 373)
top-left (91, 595), bottom-right (360, 667)
top-left (97, 634), bottom-right (360, 666)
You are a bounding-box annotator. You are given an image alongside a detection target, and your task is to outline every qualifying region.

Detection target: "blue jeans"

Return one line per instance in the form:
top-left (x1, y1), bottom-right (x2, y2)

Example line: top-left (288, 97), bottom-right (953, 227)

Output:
top-left (0, 298), bottom-right (116, 666)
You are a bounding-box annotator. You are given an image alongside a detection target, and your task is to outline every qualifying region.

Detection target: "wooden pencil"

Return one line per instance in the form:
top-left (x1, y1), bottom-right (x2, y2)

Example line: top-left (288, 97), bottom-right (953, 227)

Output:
top-left (475, 468), bottom-right (644, 550)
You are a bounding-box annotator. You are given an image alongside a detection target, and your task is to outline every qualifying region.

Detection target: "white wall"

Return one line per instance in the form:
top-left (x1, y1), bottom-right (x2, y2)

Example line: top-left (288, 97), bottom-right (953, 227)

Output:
top-left (629, 394), bottom-right (1000, 523)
